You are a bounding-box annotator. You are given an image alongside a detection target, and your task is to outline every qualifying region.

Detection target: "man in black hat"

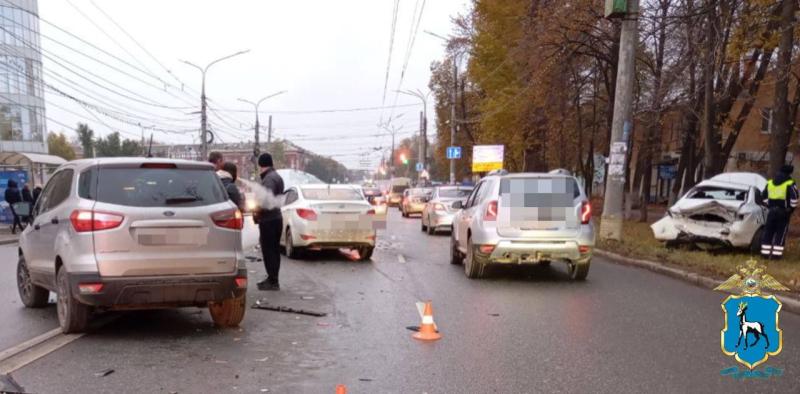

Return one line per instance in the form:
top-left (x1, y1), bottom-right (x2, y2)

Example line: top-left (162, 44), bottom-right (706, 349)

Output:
top-left (760, 164), bottom-right (798, 260)
top-left (256, 152), bottom-right (285, 290)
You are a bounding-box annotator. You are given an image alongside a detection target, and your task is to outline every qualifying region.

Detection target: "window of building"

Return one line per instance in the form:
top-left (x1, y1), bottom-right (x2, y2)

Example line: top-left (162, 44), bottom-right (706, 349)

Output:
top-left (760, 108), bottom-right (772, 134)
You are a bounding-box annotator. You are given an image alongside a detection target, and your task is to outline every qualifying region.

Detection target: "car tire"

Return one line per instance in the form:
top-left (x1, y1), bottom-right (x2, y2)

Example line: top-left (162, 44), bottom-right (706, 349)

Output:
top-left (749, 227), bottom-right (764, 255)
top-left (285, 228), bottom-right (303, 260)
top-left (449, 233), bottom-right (462, 265)
top-left (568, 260), bottom-right (590, 281)
top-left (427, 218), bottom-right (435, 235)
top-left (421, 217), bottom-right (427, 232)
top-left (358, 246), bottom-right (374, 261)
top-left (56, 266), bottom-right (90, 334)
top-left (17, 254), bottom-right (49, 308)
top-left (464, 238), bottom-right (486, 279)
top-left (209, 293), bottom-right (246, 328)
top-left (539, 260), bottom-right (551, 268)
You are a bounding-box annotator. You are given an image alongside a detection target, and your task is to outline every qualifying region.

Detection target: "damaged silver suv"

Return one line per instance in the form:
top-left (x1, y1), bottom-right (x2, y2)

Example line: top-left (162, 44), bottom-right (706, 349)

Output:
top-left (651, 173), bottom-right (767, 252)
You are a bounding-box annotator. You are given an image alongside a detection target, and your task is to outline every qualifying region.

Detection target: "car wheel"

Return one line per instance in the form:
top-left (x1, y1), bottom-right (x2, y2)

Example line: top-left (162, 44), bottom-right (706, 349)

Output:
top-left (427, 218), bottom-right (435, 235)
top-left (464, 237), bottom-right (486, 279)
top-left (749, 227), bottom-right (764, 255)
top-left (568, 260), bottom-right (590, 281)
top-left (56, 266), bottom-right (90, 334)
top-left (358, 246), bottom-right (374, 261)
top-left (209, 293), bottom-right (246, 327)
top-left (286, 228), bottom-right (303, 259)
top-left (421, 217), bottom-right (427, 232)
top-left (539, 260), bottom-right (551, 268)
top-left (17, 254), bottom-right (48, 308)
top-left (449, 233), bottom-right (462, 265)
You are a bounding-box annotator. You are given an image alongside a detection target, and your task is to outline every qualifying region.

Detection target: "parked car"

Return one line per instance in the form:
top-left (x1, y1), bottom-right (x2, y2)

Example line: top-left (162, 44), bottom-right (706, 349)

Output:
top-left (280, 184), bottom-right (377, 261)
top-left (421, 186), bottom-right (473, 234)
top-left (17, 159), bottom-right (247, 333)
top-left (450, 172), bottom-right (594, 280)
top-left (651, 172), bottom-right (767, 252)
top-left (401, 187), bottom-right (433, 217)
top-left (387, 177), bottom-right (411, 207)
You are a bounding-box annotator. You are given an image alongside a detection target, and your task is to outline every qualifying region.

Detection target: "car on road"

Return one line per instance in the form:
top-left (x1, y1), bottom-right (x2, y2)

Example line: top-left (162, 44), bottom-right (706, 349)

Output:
top-left (450, 171), bottom-right (594, 280)
top-left (280, 184), bottom-right (377, 261)
top-left (387, 177), bottom-right (411, 207)
top-left (421, 186), bottom-right (473, 234)
top-left (651, 172), bottom-right (767, 251)
top-left (17, 158), bottom-right (247, 333)
top-left (400, 187), bottom-right (433, 217)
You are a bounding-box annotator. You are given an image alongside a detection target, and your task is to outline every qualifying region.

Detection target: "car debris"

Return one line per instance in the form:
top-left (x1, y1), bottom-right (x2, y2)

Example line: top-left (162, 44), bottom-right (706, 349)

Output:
top-left (251, 300), bottom-right (327, 317)
top-left (651, 173), bottom-right (767, 251)
top-left (94, 368), bottom-right (115, 377)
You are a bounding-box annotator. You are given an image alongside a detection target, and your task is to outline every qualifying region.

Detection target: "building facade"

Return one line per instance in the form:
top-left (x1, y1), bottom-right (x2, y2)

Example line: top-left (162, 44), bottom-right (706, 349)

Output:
top-left (0, 0), bottom-right (46, 154)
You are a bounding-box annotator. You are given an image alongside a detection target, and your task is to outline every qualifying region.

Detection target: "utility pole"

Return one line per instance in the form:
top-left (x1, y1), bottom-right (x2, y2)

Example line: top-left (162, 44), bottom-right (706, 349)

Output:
top-left (182, 49), bottom-right (250, 161)
top-left (450, 59), bottom-right (457, 185)
top-left (267, 115), bottom-right (273, 144)
top-left (599, 0), bottom-right (640, 241)
top-left (238, 90), bottom-right (286, 177)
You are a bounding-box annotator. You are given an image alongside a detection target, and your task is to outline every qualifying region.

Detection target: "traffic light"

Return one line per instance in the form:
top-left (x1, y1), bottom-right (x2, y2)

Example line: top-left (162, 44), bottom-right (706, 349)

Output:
top-left (400, 153), bottom-right (408, 165)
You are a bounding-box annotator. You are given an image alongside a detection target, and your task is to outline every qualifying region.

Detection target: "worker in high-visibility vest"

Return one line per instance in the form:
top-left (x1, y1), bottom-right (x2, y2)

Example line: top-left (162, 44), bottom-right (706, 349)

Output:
top-left (760, 164), bottom-right (798, 259)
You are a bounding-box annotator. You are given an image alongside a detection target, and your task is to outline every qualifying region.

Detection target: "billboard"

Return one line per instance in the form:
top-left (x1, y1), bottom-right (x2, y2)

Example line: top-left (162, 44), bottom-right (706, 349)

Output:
top-left (472, 145), bottom-right (504, 172)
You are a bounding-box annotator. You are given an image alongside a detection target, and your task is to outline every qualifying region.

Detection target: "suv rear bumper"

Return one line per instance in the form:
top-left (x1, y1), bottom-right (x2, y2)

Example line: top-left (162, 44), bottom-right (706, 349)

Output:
top-left (68, 267), bottom-right (247, 309)
top-left (487, 240), bottom-right (591, 264)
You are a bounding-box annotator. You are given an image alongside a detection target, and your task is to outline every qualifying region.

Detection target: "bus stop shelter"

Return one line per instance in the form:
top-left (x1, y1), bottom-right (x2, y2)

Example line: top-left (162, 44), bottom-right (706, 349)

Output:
top-left (0, 152), bottom-right (67, 187)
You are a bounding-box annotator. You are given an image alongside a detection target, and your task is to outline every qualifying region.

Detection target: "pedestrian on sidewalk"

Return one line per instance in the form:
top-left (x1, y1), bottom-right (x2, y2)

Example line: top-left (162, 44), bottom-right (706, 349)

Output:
top-left (21, 183), bottom-right (33, 225)
top-left (4, 179), bottom-right (22, 234)
top-left (219, 162), bottom-right (243, 209)
top-left (256, 152), bottom-right (284, 291)
top-left (32, 185), bottom-right (42, 206)
top-left (760, 164), bottom-right (798, 260)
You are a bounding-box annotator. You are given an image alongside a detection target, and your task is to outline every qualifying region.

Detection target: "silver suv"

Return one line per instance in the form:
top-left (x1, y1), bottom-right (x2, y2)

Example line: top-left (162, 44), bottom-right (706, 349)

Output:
top-left (16, 158), bottom-right (247, 333)
top-left (450, 172), bottom-right (595, 280)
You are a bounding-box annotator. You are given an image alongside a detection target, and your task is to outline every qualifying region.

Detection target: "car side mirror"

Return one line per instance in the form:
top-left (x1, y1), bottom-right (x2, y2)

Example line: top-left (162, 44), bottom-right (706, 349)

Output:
top-left (452, 201), bottom-right (463, 209)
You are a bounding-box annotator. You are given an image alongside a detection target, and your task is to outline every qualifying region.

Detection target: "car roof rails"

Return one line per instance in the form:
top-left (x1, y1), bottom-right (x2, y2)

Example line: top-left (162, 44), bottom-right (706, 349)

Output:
top-left (548, 168), bottom-right (572, 176)
top-left (486, 169), bottom-right (509, 176)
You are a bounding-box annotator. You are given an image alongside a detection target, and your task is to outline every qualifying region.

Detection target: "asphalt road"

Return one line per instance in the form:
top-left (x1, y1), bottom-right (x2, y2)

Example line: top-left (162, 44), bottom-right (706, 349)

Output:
top-left (2, 210), bottom-right (799, 393)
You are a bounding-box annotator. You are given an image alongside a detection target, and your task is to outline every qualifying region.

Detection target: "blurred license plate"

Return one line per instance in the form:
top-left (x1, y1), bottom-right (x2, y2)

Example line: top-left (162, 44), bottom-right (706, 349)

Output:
top-left (136, 228), bottom-right (207, 246)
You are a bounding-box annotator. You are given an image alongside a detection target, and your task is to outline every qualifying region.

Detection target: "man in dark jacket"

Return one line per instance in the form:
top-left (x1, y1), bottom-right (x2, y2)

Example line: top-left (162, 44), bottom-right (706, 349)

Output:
top-left (760, 164), bottom-right (798, 260)
top-left (219, 162), bottom-right (243, 209)
top-left (32, 185), bottom-right (42, 206)
top-left (256, 153), bottom-right (284, 290)
top-left (4, 179), bottom-right (22, 234)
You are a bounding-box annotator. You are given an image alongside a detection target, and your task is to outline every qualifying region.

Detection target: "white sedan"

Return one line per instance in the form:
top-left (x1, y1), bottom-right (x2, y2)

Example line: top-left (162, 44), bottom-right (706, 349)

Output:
top-left (280, 184), bottom-right (378, 261)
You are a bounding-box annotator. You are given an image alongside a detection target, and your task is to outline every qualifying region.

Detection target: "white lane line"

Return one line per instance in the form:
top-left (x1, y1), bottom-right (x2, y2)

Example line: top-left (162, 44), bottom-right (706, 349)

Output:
top-left (0, 328), bottom-right (61, 362)
top-left (398, 254), bottom-right (406, 263)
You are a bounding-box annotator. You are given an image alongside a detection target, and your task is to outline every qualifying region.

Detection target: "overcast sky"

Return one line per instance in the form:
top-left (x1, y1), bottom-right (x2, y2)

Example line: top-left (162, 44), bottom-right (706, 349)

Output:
top-left (38, 0), bottom-right (469, 168)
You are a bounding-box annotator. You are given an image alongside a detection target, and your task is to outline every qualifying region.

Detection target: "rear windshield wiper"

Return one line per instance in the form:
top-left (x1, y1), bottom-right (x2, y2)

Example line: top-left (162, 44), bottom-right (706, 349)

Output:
top-left (165, 195), bottom-right (201, 204)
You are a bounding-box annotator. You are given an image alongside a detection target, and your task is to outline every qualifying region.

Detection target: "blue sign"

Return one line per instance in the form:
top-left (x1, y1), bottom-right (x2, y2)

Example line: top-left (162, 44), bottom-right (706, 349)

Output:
top-left (446, 146), bottom-right (462, 159)
top-left (416, 162), bottom-right (423, 172)
top-left (658, 164), bottom-right (677, 180)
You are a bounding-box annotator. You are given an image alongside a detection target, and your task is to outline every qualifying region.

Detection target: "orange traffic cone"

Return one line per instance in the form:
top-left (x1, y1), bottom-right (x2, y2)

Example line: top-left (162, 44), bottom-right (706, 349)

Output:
top-left (336, 384), bottom-right (347, 394)
top-left (413, 301), bottom-right (442, 341)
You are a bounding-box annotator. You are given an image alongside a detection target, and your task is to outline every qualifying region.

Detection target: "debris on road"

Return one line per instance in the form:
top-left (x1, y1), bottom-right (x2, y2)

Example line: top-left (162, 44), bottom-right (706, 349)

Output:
top-left (488, 313), bottom-right (500, 317)
top-left (255, 356), bottom-right (269, 362)
top-left (94, 369), bottom-right (114, 377)
top-left (317, 322), bottom-right (332, 327)
top-left (245, 255), bottom-right (262, 262)
top-left (301, 295), bottom-right (315, 300)
top-left (0, 374), bottom-right (26, 394)
top-left (358, 378), bottom-right (374, 382)
top-left (252, 300), bottom-right (327, 317)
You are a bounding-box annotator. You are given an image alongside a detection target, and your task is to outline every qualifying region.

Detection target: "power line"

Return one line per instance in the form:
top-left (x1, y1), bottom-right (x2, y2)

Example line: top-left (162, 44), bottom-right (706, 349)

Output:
top-left (385, 0), bottom-right (427, 122)
top-left (380, 0), bottom-right (401, 115)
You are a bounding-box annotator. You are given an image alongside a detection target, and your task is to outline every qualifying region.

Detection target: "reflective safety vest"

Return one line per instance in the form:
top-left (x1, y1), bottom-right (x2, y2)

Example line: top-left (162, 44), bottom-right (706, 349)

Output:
top-left (767, 179), bottom-right (795, 200)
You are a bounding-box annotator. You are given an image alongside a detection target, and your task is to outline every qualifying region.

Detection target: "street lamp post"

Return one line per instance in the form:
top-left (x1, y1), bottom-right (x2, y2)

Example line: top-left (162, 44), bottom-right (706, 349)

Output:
top-left (424, 31), bottom-right (461, 185)
top-left (238, 90), bottom-right (287, 177)
top-left (181, 50), bottom-right (250, 160)
top-left (395, 89), bottom-right (430, 176)
top-left (379, 114), bottom-right (404, 178)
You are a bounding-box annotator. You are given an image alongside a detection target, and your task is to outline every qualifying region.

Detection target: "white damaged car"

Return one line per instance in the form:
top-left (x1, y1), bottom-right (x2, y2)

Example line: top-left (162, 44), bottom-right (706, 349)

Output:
top-left (651, 173), bottom-right (767, 252)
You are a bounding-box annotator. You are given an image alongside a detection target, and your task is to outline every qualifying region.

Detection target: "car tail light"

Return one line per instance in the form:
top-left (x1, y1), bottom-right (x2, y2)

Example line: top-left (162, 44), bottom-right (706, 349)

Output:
top-left (580, 201), bottom-right (592, 224)
top-left (484, 200), bottom-right (498, 221)
top-left (579, 245), bottom-right (591, 254)
top-left (211, 209), bottom-right (243, 230)
top-left (300, 234), bottom-right (316, 240)
top-left (140, 163), bottom-right (177, 169)
top-left (78, 283), bottom-right (104, 294)
top-left (366, 234), bottom-right (376, 240)
top-left (70, 210), bottom-right (124, 232)
top-left (366, 209), bottom-right (376, 215)
top-left (235, 277), bottom-right (248, 288)
top-left (296, 208), bottom-right (317, 221)
top-left (434, 203), bottom-right (446, 211)
top-left (479, 244), bottom-right (496, 254)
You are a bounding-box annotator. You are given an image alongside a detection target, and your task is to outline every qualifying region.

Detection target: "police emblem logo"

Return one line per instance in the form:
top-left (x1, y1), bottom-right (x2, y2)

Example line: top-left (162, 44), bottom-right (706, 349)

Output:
top-left (715, 259), bottom-right (789, 369)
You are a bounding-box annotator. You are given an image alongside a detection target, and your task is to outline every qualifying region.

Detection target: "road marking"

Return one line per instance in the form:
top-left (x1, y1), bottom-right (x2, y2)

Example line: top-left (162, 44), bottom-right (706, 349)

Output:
top-left (397, 254), bottom-right (406, 263)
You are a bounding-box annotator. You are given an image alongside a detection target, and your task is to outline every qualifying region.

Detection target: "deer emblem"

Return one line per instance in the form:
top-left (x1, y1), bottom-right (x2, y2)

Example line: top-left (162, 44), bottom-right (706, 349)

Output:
top-left (735, 302), bottom-right (769, 350)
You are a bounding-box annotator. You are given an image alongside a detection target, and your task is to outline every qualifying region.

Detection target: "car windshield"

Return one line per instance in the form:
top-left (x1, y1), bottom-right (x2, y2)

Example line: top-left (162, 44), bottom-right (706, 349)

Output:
top-left (438, 188), bottom-right (472, 198)
top-left (686, 186), bottom-right (747, 201)
top-left (302, 187), bottom-right (364, 201)
top-left (93, 167), bottom-right (227, 207)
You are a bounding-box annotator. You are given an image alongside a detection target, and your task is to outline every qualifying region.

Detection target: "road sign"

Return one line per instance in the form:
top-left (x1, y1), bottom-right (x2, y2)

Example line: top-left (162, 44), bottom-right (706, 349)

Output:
top-left (472, 145), bottom-right (504, 172)
top-left (446, 146), bottom-right (462, 159)
top-left (416, 162), bottom-right (423, 172)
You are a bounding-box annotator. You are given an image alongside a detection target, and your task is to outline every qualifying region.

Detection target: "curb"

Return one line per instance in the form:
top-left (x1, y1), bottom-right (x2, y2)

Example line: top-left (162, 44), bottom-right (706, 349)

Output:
top-left (595, 248), bottom-right (800, 315)
top-left (0, 239), bottom-right (17, 246)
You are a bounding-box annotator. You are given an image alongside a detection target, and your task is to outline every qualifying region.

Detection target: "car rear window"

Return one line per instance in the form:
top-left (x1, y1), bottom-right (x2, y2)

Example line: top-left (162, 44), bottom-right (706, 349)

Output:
top-left (438, 188), bottom-right (472, 198)
top-left (93, 167), bottom-right (227, 207)
top-left (686, 186), bottom-right (747, 201)
top-left (302, 187), bottom-right (364, 201)
top-left (499, 177), bottom-right (580, 207)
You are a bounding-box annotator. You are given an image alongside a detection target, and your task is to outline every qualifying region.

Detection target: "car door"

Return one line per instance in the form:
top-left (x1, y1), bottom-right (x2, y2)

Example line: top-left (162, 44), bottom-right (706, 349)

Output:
top-left (280, 188), bottom-right (300, 245)
top-left (26, 169), bottom-right (74, 279)
top-left (457, 182), bottom-right (483, 250)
